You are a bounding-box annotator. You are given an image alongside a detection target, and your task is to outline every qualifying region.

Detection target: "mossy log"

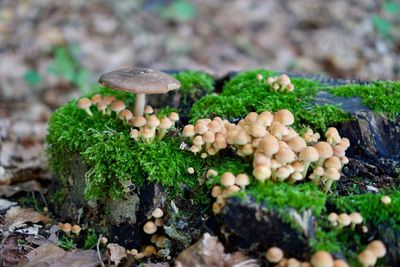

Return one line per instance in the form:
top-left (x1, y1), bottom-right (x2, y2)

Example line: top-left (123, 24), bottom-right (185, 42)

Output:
top-left (46, 70), bottom-right (400, 265)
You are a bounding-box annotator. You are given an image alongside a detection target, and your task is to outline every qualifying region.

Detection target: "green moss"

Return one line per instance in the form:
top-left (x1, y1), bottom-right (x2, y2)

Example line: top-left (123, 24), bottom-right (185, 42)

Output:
top-left (243, 182), bottom-right (327, 216)
top-left (331, 191), bottom-right (400, 226)
top-left (189, 69), bottom-right (349, 132)
top-left (47, 91), bottom-right (208, 201)
top-left (329, 81), bottom-right (400, 118)
top-left (220, 69), bottom-right (277, 96)
top-left (83, 229), bottom-right (98, 249)
top-left (172, 71), bottom-right (215, 110)
top-left (310, 228), bottom-right (342, 253)
top-left (173, 71), bottom-right (214, 95)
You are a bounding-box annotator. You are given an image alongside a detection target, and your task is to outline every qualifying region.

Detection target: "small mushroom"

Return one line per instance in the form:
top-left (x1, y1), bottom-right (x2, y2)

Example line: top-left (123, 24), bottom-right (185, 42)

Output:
top-left (358, 250), bottom-right (377, 267)
top-left (266, 247), bottom-right (284, 263)
top-left (71, 224), bottom-right (81, 235)
top-left (143, 221), bottom-right (157, 234)
top-left (152, 208), bottom-right (164, 219)
top-left (366, 240), bottom-right (386, 258)
top-left (381, 195), bottom-right (391, 205)
top-left (99, 68), bottom-right (181, 116)
top-left (77, 98), bottom-right (93, 116)
top-left (310, 251), bottom-right (334, 267)
top-left (349, 212), bottom-right (363, 230)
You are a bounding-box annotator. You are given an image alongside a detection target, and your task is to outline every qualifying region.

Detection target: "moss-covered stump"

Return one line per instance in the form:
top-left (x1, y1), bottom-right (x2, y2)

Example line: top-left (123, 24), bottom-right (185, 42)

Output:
top-left (46, 69), bottom-right (400, 265)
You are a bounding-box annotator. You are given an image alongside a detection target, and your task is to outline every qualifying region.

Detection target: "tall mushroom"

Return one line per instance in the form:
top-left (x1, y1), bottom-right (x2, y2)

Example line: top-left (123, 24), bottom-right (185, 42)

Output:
top-left (98, 68), bottom-right (181, 116)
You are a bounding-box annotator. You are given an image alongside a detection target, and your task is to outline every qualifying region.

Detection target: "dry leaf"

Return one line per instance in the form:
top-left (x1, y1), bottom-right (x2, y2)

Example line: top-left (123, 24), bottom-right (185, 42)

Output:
top-left (17, 242), bottom-right (101, 267)
top-left (3, 206), bottom-right (49, 231)
top-left (1, 236), bottom-right (29, 266)
top-left (107, 243), bottom-right (127, 266)
top-left (0, 198), bottom-right (17, 210)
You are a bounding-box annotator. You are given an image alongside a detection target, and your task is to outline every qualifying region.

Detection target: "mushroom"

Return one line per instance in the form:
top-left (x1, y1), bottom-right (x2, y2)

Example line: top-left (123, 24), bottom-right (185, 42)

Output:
top-left (91, 94), bottom-right (103, 105)
top-left (366, 240), bottom-right (386, 258)
top-left (152, 208), bottom-right (164, 219)
top-left (110, 100), bottom-right (126, 118)
top-left (157, 118), bottom-right (171, 137)
top-left (323, 168), bottom-right (341, 192)
top-left (310, 251), bottom-right (334, 267)
top-left (333, 259), bottom-right (349, 267)
top-left (77, 98), bottom-right (93, 116)
top-left (71, 224), bottom-right (81, 235)
top-left (299, 146), bottom-right (319, 178)
top-left (381, 195), bottom-right (391, 205)
top-left (118, 109), bottom-right (133, 124)
top-left (62, 223), bottom-right (72, 234)
top-left (99, 68), bottom-right (181, 116)
top-left (327, 212), bottom-right (338, 227)
top-left (235, 173), bottom-right (250, 189)
top-left (221, 172), bottom-right (236, 187)
top-left (143, 221), bottom-right (157, 234)
top-left (337, 213), bottom-right (351, 228)
top-left (266, 247), bottom-right (284, 263)
top-left (211, 185), bottom-right (222, 197)
top-left (349, 212), bottom-right (363, 230)
top-left (358, 250), bottom-right (377, 267)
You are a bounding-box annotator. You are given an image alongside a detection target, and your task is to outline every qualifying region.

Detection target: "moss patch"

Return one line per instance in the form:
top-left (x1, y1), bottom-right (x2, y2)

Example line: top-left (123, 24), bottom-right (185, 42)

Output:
top-left (172, 71), bottom-right (215, 113)
top-left (173, 70), bottom-right (214, 96)
top-left (189, 69), bottom-right (350, 132)
top-left (243, 182), bottom-right (327, 216)
top-left (47, 91), bottom-right (208, 201)
top-left (331, 191), bottom-right (400, 227)
top-left (329, 81), bottom-right (400, 118)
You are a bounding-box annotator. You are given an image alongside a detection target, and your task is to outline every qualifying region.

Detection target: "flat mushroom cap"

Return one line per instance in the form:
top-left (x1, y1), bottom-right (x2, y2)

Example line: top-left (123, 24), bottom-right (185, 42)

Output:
top-left (99, 68), bottom-right (181, 94)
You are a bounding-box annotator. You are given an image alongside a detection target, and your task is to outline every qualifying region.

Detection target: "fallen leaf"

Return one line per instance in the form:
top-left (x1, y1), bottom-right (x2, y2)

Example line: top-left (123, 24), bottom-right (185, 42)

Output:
top-left (17, 242), bottom-right (101, 267)
top-left (26, 235), bottom-right (48, 246)
top-left (3, 206), bottom-right (49, 231)
top-left (1, 236), bottom-right (30, 266)
top-left (107, 243), bottom-right (127, 266)
top-left (0, 198), bottom-right (17, 210)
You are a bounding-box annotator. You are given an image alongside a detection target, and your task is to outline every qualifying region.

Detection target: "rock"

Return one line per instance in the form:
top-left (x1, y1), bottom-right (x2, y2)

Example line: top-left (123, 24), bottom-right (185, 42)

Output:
top-left (375, 221), bottom-right (400, 266)
top-left (338, 111), bottom-right (400, 162)
top-left (175, 233), bottom-right (259, 267)
top-left (175, 233), bottom-right (225, 267)
top-left (220, 197), bottom-right (311, 260)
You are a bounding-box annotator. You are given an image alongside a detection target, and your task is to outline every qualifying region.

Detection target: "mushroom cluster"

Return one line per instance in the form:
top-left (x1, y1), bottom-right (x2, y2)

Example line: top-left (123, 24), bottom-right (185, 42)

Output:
top-left (256, 73), bottom-right (294, 92)
top-left (129, 108), bottom-right (178, 143)
top-left (57, 222), bottom-right (81, 235)
top-left (77, 95), bottom-right (178, 143)
top-left (132, 208), bottom-right (171, 260)
top-left (265, 247), bottom-right (349, 267)
top-left (186, 110), bottom-right (349, 192)
top-left (183, 117), bottom-right (229, 158)
top-left (328, 212), bottom-right (363, 230)
top-left (358, 240), bottom-right (386, 267)
top-left (211, 172), bottom-right (250, 214)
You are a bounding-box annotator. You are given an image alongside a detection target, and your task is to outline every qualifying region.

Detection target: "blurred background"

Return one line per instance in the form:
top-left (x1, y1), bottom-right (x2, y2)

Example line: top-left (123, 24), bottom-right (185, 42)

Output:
top-left (0, 0), bottom-right (400, 170)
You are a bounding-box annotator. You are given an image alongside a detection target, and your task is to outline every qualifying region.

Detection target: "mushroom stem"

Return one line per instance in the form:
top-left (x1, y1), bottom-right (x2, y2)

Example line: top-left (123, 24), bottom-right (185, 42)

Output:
top-left (324, 179), bottom-right (334, 193)
top-left (134, 93), bottom-right (146, 116)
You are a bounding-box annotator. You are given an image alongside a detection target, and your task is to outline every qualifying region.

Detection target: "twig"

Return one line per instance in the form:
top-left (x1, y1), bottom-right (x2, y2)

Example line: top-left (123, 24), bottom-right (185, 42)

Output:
top-left (97, 234), bottom-right (105, 267)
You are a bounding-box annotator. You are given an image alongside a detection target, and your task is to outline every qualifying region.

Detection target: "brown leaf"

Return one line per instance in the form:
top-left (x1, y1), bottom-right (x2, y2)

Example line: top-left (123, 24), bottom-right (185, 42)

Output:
top-left (1, 236), bottom-right (31, 266)
top-left (3, 206), bottom-right (49, 231)
top-left (107, 243), bottom-right (127, 266)
top-left (17, 242), bottom-right (101, 267)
